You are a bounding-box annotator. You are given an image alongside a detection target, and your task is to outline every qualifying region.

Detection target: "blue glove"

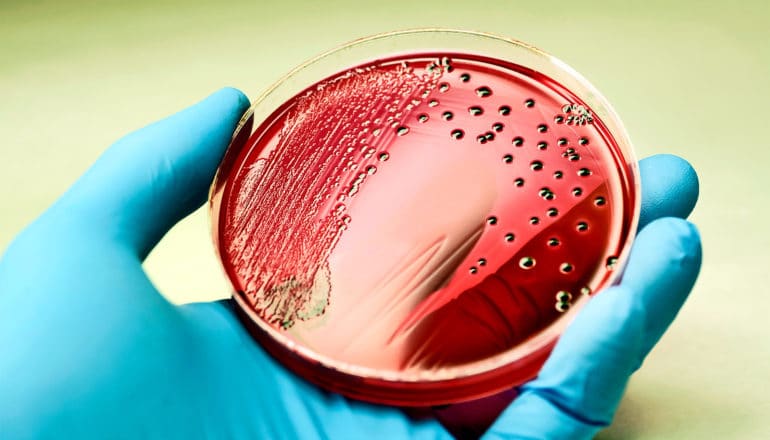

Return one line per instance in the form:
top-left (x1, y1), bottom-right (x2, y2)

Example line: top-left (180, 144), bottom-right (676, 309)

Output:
top-left (0, 88), bottom-right (701, 440)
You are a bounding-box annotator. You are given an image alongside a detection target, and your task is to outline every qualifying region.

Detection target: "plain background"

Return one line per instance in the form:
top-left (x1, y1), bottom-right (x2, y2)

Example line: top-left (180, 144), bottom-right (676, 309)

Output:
top-left (1, 1), bottom-right (768, 438)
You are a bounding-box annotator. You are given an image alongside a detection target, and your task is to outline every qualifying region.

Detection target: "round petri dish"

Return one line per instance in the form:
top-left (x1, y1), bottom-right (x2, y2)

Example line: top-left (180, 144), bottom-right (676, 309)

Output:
top-left (209, 29), bottom-right (640, 407)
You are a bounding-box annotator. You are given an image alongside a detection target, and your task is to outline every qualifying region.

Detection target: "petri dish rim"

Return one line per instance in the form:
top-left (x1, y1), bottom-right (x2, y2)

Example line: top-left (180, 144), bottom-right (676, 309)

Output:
top-left (209, 28), bottom-right (641, 406)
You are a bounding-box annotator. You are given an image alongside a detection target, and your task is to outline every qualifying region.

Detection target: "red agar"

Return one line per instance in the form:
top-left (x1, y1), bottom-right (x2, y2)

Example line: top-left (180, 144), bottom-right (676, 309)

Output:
top-left (210, 52), bottom-right (637, 406)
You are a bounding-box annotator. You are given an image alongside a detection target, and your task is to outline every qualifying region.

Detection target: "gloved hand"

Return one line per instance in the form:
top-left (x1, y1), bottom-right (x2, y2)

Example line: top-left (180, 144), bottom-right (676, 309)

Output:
top-left (0, 88), bottom-right (701, 440)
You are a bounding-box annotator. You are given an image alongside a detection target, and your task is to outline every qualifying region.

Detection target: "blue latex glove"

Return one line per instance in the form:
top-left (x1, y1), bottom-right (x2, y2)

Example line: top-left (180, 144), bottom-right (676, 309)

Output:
top-left (0, 88), bottom-right (701, 440)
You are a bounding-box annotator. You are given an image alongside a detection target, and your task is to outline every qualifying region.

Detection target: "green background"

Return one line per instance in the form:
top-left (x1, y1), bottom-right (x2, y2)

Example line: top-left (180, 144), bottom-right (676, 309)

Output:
top-left (1, 1), bottom-right (768, 438)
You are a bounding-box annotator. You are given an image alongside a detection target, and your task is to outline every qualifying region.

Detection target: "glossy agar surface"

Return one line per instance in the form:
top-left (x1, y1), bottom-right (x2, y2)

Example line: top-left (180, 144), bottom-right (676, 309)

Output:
top-left (211, 47), bottom-right (638, 406)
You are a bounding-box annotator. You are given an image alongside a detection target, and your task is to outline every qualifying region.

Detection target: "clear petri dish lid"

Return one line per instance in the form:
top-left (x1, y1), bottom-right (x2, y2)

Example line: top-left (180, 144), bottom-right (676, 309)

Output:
top-left (209, 29), bottom-right (640, 407)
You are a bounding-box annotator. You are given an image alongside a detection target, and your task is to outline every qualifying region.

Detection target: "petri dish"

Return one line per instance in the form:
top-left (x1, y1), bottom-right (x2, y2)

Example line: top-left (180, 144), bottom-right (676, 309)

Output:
top-left (209, 29), bottom-right (640, 407)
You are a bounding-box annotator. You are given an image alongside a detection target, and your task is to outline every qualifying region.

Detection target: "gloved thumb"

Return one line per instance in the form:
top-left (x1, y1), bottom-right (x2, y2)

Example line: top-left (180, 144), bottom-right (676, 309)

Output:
top-left (54, 88), bottom-right (250, 259)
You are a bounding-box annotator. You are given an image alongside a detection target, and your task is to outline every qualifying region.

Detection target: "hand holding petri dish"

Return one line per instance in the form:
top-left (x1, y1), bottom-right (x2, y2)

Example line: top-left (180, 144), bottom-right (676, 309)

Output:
top-left (209, 29), bottom-right (639, 407)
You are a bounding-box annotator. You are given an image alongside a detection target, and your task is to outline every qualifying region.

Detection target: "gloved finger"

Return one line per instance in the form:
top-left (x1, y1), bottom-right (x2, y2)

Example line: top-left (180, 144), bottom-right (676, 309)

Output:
top-left (484, 217), bottom-right (702, 440)
top-left (53, 88), bottom-right (250, 259)
top-left (637, 154), bottom-right (699, 229)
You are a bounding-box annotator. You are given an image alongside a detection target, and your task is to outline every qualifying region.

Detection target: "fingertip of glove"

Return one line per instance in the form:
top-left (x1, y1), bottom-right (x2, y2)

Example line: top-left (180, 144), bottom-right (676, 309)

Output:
top-left (642, 154), bottom-right (699, 189)
top-left (640, 217), bottom-right (702, 264)
top-left (624, 217), bottom-right (702, 307)
top-left (639, 154), bottom-right (699, 226)
top-left (202, 87), bottom-right (251, 119)
top-left (217, 86), bottom-right (251, 108)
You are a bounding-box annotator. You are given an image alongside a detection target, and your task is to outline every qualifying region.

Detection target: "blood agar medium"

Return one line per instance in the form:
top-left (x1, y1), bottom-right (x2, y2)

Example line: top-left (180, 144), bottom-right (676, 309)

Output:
top-left (210, 30), bottom-right (639, 407)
